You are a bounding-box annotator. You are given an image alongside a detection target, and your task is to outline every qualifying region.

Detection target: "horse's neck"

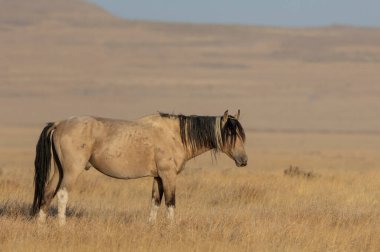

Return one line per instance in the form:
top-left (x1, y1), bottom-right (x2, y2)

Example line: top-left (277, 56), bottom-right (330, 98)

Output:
top-left (160, 115), bottom-right (216, 160)
top-left (186, 146), bottom-right (214, 160)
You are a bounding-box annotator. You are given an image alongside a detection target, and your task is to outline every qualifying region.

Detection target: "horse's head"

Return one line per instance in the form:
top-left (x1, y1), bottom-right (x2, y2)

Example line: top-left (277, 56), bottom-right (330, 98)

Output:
top-left (220, 110), bottom-right (248, 167)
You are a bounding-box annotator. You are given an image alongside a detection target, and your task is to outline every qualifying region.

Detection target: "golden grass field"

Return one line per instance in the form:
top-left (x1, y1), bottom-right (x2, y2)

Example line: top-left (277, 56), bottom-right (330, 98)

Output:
top-left (1, 0), bottom-right (380, 251)
top-left (0, 128), bottom-right (379, 251)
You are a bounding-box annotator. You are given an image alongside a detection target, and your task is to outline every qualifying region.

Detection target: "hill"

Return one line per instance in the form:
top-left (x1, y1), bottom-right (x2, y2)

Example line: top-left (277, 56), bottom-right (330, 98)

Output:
top-left (0, 0), bottom-right (118, 26)
top-left (0, 0), bottom-right (380, 133)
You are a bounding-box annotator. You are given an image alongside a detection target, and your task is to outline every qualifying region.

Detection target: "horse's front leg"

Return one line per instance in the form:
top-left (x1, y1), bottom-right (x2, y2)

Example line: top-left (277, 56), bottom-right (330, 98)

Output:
top-left (155, 151), bottom-right (178, 223)
top-left (149, 177), bottom-right (163, 223)
top-left (159, 171), bottom-right (177, 222)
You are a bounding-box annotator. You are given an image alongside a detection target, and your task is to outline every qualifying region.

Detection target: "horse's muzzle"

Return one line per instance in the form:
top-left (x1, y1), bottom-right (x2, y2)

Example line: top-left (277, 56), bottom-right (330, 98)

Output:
top-left (235, 157), bottom-right (248, 167)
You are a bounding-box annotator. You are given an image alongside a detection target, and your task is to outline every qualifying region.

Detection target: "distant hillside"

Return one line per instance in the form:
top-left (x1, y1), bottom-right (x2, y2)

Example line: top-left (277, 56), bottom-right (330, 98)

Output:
top-left (1, 0), bottom-right (379, 59)
top-left (0, 0), bottom-right (380, 133)
top-left (1, 0), bottom-right (379, 63)
top-left (0, 0), bottom-right (119, 26)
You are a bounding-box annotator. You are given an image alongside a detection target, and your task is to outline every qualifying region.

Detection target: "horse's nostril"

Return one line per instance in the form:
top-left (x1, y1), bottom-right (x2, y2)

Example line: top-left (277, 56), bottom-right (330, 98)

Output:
top-left (235, 157), bottom-right (248, 167)
top-left (238, 159), bottom-right (247, 167)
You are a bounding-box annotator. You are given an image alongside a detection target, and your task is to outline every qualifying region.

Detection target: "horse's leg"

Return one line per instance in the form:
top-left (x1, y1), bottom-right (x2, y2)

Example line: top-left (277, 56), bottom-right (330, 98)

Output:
top-left (57, 186), bottom-right (69, 226)
top-left (56, 164), bottom-right (86, 226)
top-left (155, 149), bottom-right (178, 223)
top-left (149, 177), bottom-right (163, 223)
top-left (55, 140), bottom-right (89, 226)
top-left (159, 171), bottom-right (177, 222)
top-left (55, 168), bottom-right (81, 226)
top-left (38, 164), bottom-right (60, 224)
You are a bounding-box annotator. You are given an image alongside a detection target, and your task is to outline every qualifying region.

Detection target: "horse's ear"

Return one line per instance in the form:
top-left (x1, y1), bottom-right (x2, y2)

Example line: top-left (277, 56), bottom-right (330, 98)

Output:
top-left (234, 109), bottom-right (240, 120)
top-left (222, 110), bottom-right (228, 126)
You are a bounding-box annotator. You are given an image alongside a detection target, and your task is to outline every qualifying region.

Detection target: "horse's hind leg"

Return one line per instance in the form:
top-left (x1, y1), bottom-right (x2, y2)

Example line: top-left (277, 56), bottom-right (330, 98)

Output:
top-left (149, 177), bottom-right (163, 223)
top-left (56, 164), bottom-right (86, 226)
top-left (57, 187), bottom-right (68, 226)
top-left (38, 164), bottom-right (60, 224)
top-left (51, 122), bottom-right (93, 226)
top-left (55, 166), bottom-right (84, 226)
top-left (55, 144), bottom-right (90, 225)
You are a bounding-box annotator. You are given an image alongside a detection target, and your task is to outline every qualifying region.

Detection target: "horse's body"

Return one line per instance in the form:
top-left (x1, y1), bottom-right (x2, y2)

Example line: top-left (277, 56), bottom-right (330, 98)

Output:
top-left (32, 111), bottom-right (247, 225)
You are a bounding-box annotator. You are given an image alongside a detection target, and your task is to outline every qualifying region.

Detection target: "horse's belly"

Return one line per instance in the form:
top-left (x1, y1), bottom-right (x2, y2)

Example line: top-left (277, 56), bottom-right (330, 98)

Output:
top-left (89, 152), bottom-right (156, 179)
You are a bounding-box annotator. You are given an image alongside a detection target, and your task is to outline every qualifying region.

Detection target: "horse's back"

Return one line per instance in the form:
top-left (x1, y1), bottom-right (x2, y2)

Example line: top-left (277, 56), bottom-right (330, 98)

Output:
top-left (53, 115), bottom-right (138, 158)
top-left (54, 116), bottom-right (134, 138)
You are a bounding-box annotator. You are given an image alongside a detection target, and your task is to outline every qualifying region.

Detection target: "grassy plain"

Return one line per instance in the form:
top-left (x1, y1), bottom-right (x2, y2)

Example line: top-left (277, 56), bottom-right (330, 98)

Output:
top-left (0, 128), bottom-right (379, 251)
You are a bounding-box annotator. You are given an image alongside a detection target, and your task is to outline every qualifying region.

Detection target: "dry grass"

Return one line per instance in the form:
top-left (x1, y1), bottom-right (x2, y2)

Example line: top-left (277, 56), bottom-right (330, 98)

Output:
top-left (284, 165), bottom-right (318, 178)
top-left (0, 130), bottom-right (379, 252)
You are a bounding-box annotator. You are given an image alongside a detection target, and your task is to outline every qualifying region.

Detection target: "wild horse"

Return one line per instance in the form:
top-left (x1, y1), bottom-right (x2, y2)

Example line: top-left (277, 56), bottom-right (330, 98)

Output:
top-left (31, 110), bottom-right (247, 225)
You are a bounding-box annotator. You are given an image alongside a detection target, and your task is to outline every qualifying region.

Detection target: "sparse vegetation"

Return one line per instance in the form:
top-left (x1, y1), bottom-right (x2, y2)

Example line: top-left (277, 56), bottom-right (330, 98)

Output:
top-left (284, 165), bottom-right (317, 178)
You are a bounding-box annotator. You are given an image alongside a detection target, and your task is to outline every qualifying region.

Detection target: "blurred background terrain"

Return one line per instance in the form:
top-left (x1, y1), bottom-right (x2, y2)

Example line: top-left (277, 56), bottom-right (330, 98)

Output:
top-left (0, 0), bottom-right (380, 132)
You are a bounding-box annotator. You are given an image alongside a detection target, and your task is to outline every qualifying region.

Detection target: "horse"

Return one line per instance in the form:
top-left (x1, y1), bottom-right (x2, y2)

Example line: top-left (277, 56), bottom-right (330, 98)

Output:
top-left (31, 110), bottom-right (247, 225)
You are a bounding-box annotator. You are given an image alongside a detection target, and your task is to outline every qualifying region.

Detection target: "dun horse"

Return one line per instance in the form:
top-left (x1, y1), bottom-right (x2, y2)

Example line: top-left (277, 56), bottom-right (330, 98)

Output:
top-left (31, 110), bottom-right (247, 225)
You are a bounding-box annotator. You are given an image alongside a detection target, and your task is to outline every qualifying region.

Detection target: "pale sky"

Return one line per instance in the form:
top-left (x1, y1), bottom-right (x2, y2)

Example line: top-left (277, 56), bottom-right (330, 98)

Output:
top-left (87, 0), bottom-right (380, 27)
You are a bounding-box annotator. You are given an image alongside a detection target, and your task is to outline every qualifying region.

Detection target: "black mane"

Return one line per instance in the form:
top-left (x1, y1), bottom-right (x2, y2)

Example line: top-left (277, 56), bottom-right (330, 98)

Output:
top-left (160, 112), bottom-right (245, 153)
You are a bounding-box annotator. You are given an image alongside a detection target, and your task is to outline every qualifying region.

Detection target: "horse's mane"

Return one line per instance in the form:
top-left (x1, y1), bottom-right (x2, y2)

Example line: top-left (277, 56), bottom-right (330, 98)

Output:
top-left (159, 112), bottom-right (245, 153)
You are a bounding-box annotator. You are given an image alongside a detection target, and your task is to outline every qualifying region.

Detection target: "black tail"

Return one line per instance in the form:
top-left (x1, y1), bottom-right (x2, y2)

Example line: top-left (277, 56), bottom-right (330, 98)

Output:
top-left (31, 122), bottom-right (55, 216)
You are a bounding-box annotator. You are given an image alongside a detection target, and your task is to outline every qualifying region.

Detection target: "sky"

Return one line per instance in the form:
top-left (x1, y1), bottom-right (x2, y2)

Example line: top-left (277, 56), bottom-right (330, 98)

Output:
top-left (87, 0), bottom-right (380, 27)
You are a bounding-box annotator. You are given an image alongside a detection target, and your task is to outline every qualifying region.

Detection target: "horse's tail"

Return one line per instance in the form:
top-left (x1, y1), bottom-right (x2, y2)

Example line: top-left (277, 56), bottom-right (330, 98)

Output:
top-left (31, 122), bottom-right (58, 216)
